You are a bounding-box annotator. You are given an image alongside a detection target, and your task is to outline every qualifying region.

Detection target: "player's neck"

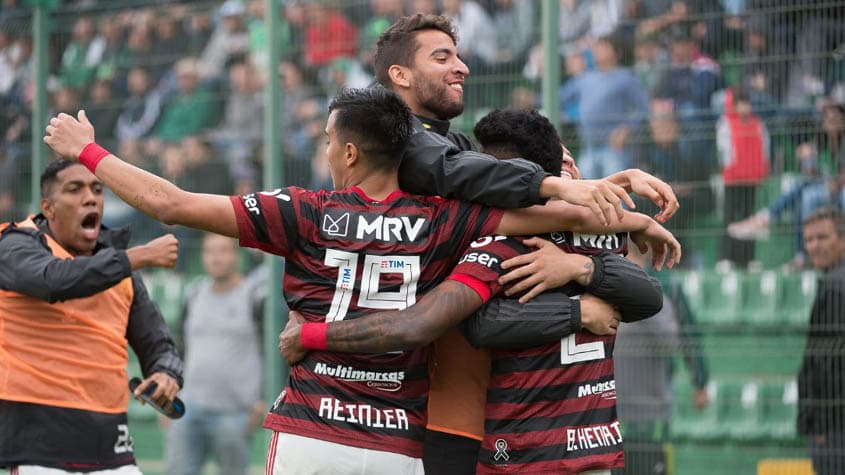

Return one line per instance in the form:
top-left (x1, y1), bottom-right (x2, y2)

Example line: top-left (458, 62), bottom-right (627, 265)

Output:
top-left (348, 172), bottom-right (401, 202)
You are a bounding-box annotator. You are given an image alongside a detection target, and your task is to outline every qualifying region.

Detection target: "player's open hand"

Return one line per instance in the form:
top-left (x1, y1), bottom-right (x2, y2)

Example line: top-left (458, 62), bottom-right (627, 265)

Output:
top-left (44, 110), bottom-right (96, 160)
top-left (606, 169), bottom-right (680, 223)
top-left (629, 220), bottom-right (682, 271)
top-left (555, 179), bottom-right (634, 227)
top-left (279, 310), bottom-right (307, 365)
top-left (499, 237), bottom-right (593, 303)
top-left (133, 372), bottom-right (179, 408)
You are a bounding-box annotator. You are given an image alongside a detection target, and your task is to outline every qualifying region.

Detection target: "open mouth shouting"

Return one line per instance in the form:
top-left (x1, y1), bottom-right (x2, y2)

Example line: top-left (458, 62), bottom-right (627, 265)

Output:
top-left (80, 211), bottom-right (101, 242)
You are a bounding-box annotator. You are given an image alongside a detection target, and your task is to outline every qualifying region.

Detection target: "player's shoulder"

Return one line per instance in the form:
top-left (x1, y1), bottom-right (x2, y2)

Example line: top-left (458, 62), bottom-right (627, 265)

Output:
top-left (464, 235), bottom-right (528, 254)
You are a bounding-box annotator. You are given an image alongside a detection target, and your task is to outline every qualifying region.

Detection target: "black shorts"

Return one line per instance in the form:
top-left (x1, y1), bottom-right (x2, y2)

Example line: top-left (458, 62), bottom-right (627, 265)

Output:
top-left (423, 429), bottom-right (481, 475)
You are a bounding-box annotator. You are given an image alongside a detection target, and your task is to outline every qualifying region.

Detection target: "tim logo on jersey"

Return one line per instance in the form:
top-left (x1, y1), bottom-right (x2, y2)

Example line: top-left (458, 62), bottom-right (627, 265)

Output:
top-left (320, 209), bottom-right (429, 243)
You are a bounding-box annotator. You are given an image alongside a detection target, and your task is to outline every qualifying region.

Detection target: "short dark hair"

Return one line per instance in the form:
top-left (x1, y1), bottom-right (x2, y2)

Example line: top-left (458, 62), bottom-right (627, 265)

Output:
top-left (474, 109), bottom-right (563, 175)
top-left (374, 13), bottom-right (457, 88)
top-left (40, 159), bottom-right (81, 198)
top-left (328, 87), bottom-right (412, 171)
top-left (803, 206), bottom-right (845, 237)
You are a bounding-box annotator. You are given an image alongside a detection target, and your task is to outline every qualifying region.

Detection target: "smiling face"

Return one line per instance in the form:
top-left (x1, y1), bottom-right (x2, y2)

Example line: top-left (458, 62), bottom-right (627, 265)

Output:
top-left (560, 143), bottom-right (580, 180)
top-left (41, 164), bottom-right (104, 256)
top-left (406, 29), bottom-right (468, 120)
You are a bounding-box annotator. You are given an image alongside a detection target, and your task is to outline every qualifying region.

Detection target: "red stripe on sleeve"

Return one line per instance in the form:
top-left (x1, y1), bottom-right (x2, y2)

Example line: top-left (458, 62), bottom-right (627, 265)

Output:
top-left (447, 273), bottom-right (493, 304)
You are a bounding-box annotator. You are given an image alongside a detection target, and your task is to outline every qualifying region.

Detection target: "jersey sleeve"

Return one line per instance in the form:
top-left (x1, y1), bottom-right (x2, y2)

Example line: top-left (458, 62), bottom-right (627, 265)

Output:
top-left (229, 187), bottom-right (307, 257)
top-left (440, 199), bottom-right (505, 258)
top-left (446, 236), bottom-right (524, 304)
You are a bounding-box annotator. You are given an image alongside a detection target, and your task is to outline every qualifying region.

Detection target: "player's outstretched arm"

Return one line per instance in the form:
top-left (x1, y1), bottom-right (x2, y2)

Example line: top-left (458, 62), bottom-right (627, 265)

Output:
top-left (496, 203), bottom-right (682, 269)
top-left (278, 280), bottom-right (483, 365)
top-left (44, 111), bottom-right (238, 238)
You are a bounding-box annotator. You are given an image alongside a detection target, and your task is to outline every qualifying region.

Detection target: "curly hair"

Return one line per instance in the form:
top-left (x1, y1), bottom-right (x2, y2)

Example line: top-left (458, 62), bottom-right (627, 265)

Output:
top-left (474, 109), bottom-right (563, 175)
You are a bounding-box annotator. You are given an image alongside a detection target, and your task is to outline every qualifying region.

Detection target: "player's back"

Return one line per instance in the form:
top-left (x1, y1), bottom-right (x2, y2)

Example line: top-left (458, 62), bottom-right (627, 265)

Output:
top-left (231, 186), bottom-right (503, 458)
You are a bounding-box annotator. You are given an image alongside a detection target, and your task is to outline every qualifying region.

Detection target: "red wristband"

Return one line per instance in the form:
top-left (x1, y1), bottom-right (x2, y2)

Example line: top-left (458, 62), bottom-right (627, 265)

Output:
top-left (300, 322), bottom-right (328, 350)
top-left (79, 142), bottom-right (110, 173)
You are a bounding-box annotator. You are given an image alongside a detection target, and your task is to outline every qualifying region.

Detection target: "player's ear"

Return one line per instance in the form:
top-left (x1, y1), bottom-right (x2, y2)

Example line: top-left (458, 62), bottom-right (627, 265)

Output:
top-left (345, 142), bottom-right (358, 167)
top-left (388, 65), bottom-right (410, 89)
top-left (40, 198), bottom-right (54, 220)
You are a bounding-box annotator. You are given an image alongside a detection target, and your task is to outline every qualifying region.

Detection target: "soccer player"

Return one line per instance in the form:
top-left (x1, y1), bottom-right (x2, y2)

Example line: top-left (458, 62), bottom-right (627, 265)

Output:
top-left (376, 13), bottom-right (679, 227)
top-left (372, 14), bottom-right (678, 467)
top-left (0, 160), bottom-right (183, 473)
top-left (278, 109), bottom-right (672, 474)
top-left (44, 87), bottom-right (677, 475)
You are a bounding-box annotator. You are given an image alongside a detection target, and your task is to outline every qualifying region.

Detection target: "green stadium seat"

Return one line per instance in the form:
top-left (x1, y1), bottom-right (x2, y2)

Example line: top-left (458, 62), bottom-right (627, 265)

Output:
top-left (718, 380), bottom-right (767, 440)
top-left (759, 380), bottom-right (799, 441)
top-left (778, 271), bottom-right (816, 326)
top-left (699, 271), bottom-right (742, 325)
top-left (742, 271), bottom-right (779, 325)
top-left (671, 381), bottom-right (721, 441)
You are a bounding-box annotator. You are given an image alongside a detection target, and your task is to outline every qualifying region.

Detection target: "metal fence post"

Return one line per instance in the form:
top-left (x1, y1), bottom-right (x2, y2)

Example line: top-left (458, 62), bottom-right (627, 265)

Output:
top-left (541, 0), bottom-right (561, 133)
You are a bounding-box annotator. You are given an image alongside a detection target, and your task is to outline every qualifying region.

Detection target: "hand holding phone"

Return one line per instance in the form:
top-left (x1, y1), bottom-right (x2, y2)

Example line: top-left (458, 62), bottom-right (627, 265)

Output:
top-left (129, 377), bottom-right (186, 419)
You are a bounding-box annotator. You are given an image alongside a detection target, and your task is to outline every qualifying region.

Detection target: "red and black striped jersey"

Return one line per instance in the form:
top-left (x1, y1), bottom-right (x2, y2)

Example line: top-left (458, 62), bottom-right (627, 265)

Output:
top-left (446, 231), bottom-right (627, 474)
top-left (230, 186), bottom-right (503, 458)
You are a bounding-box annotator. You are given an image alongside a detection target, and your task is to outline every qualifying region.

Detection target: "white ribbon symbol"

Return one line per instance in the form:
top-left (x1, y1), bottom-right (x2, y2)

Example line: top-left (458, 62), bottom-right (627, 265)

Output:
top-left (493, 438), bottom-right (510, 461)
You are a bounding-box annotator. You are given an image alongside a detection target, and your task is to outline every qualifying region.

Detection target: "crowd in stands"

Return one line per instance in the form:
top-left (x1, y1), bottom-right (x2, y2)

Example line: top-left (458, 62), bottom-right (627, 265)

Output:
top-left (1, 0), bottom-right (844, 270)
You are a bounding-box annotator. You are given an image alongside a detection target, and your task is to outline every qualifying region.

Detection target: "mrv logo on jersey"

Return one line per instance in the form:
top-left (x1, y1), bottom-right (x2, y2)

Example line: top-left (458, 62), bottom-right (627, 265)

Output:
top-left (321, 210), bottom-right (429, 243)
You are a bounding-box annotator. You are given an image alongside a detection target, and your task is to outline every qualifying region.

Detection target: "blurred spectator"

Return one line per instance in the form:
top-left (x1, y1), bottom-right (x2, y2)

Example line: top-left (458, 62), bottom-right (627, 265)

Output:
top-left (184, 7), bottom-right (215, 57)
top-left (199, 0), bottom-right (249, 80)
top-left (83, 78), bottom-right (120, 148)
top-left (717, 87), bottom-right (770, 267)
top-left (738, 25), bottom-right (790, 108)
top-left (558, 0), bottom-right (591, 54)
top-left (321, 56), bottom-right (371, 97)
top-left (302, 0), bottom-right (358, 71)
top-left (209, 60), bottom-right (263, 187)
top-left (49, 86), bottom-right (81, 117)
top-left (489, 0), bottom-right (534, 67)
top-left (151, 57), bottom-right (217, 145)
top-left (633, 34), bottom-right (670, 96)
top-left (728, 101), bottom-right (845, 267)
top-left (442, 0), bottom-right (496, 68)
top-left (359, 0), bottom-right (405, 69)
top-left (641, 109), bottom-right (715, 261)
top-left (88, 14), bottom-right (127, 85)
top-left (152, 9), bottom-right (190, 69)
top-left (798, 207), bottom-right (845, 475)
top-left (278, 59), bottom-right (325, 186)
top-left (409, 0), bottom-right (438, 15)
top-left (120, 18), bottom-right (162, 83)
top-left (115, 66), bottom-right (162, 145)
top-left (247, 0), bottom-right (291, 83)
top-left (786, 3), bottom-right (845, 108)
top-left (165, 233), bottom-right (266, 475)
top-left (59, 16), bottom-right (98, 89)
top-left (654, 33), bottom-right (722, 118)
top-left (558, 33), bottom-right (649, 178)
top-left (0, 27), bottom-right (31, 99)
top-left (588, 0), bottom-right (625, 39)
top-left (615, 244), bottom-right (710, 475)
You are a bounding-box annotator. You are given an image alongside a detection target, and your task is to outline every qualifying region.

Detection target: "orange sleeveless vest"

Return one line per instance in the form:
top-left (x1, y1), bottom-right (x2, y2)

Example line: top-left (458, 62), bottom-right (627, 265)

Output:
top-left (426, 328), bottom-right (490, 440)
top-left (0, 218), bottom-right (134, 413)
